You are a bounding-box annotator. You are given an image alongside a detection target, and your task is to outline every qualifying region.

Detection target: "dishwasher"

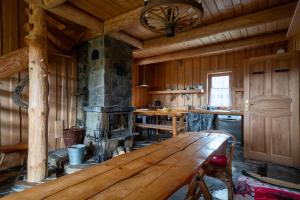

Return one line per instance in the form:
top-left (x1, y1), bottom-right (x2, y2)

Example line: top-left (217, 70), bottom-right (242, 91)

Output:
top-left (215, 115), bottom-right (242, 145)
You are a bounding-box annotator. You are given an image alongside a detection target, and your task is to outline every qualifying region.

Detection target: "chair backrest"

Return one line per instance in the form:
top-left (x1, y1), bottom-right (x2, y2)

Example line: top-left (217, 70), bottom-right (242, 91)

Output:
top-left (225, 132), bottom-right (237, 169)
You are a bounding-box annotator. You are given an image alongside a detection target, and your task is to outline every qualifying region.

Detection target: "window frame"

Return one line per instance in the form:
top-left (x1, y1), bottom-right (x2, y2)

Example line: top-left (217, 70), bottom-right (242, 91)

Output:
top-left (207, 72), bottom-right (233, 108)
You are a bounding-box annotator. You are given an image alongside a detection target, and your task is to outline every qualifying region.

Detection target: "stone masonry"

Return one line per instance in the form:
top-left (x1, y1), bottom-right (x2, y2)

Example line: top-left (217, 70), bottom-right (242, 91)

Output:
top-left (76, 36), bottom-right (133, 136)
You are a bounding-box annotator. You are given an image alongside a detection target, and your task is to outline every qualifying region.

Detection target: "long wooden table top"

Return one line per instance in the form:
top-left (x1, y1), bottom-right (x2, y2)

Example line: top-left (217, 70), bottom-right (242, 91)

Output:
top-left (3, 131), bottom-right (230, 200)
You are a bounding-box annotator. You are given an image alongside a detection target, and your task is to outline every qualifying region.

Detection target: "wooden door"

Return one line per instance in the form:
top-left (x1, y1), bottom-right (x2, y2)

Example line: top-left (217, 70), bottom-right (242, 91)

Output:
top-left (244, 53), bottom-right (299, 167)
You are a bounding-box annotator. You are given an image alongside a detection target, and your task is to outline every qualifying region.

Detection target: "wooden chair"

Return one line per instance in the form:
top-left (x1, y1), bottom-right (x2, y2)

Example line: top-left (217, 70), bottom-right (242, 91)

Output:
top-left (186, 132), bottom-right (237, 200)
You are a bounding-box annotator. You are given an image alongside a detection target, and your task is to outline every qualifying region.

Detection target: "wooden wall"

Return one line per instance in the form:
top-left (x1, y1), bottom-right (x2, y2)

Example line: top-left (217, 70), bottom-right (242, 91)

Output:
top-left (132, 43), bottom-right (287, 109)
top-left (132, 63), bottom-right (153, 108)
top-left (0, 0), bottom-right (77, 170)
top-left (289, 34), bottom-right (300, 51)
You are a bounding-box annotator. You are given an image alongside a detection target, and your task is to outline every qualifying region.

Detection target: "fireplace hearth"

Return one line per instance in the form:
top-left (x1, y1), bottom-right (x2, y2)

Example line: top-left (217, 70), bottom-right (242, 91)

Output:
top-left (76, 36), bottom-right (134, 161)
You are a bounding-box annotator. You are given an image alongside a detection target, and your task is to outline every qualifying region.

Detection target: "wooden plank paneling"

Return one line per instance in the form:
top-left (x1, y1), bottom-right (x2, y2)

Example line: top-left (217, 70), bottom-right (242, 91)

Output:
top-left (289, 34), bottom-right (300, 51)
top-left (132, 63), bottom-right (152, 108)
top-left (0, 0), bottom-right (22, 169)
top-left (0, 0), bottom-right (78, 169)
top-left (133, 43), bottom-right (288, 110)
top-left (48, 57), bottom-right (57, 150)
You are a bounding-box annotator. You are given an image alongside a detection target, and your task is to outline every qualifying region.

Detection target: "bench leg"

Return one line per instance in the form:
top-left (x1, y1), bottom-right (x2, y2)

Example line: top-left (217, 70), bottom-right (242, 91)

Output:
top-left (186, 176), bottom-right (201, 200)
top-left (185, 169), bottom-right (212, 200)
top-left (198, 178), bottom-right (212, 200)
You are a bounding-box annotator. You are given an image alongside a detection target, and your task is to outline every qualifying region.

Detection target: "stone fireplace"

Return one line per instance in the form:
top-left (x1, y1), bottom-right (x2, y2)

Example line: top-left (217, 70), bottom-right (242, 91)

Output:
top-left (76, 36), bottom-right (134, 160)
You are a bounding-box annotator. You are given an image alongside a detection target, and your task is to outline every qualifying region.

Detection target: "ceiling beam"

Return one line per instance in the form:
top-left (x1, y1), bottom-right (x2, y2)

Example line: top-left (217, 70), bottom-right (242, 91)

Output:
top-left (287, 1), bottom-right (300, 38)
top-left (110, 32), bottom-right (143, 49)
top-left (27, 1), bottom-right (143, 48)
top-left (104, 7), bottom-right (142, 34)
top-left (78, 30), bottom-right (144, 49)
top-left (134, 2), bottom-right (296, 58)
top-left (47, 25), bottom-right (75, 51)
top-left (27, 1), bottom-right (104, 33)
top-left (0, 47), bottom-right (29, 80)
top-left (135, 32), bottom-right (286, 65)
top-left (35, 0), bottom-right (66, 8)
top-left (44, 3), bottom-right (104, 33)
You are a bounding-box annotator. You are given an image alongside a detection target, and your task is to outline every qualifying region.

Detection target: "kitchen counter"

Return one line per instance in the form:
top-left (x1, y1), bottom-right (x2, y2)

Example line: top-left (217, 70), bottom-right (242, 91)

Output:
top-left (174, 109), bottom-right (244, 116)
top-left (134, 109), bottom-right (244, 116)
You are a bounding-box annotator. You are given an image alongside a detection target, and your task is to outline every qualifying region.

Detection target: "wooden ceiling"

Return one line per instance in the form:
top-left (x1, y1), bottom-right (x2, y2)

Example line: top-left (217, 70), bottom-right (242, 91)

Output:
top-left (67, 0), bottom-right (144, 21)
top-left (33, 0), bottom-right (298, 63)
top-left (121, 0), bottom-right (294, 40)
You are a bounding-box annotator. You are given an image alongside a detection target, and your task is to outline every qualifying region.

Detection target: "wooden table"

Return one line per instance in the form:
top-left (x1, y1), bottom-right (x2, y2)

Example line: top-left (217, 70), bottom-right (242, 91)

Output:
top-left (134, 109), bottom-right (186, 137)
top-left (3, 131), bottom-right (230, 200)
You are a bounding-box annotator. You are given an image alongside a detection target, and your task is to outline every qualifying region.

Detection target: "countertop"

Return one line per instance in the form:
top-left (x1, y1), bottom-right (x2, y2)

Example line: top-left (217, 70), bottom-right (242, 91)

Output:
top-left (134, 109), bottom-right (244, 116)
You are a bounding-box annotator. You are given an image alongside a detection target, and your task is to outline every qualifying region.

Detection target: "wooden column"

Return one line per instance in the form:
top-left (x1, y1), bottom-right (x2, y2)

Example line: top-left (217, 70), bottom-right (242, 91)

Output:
top-left (27, 2), bottom-right (49, 182)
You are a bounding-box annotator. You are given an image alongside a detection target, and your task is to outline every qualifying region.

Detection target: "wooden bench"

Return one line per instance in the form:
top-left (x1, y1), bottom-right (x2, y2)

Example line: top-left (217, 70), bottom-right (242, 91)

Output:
top-left (2, 131), bottom-right (229, 200)
top-left (0, 143), bottom-right (28, 166)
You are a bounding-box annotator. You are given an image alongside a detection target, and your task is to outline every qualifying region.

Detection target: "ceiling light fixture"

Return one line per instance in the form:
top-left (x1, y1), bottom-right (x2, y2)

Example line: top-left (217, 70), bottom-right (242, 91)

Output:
top-left (140, 0), bottom-right (204, 37)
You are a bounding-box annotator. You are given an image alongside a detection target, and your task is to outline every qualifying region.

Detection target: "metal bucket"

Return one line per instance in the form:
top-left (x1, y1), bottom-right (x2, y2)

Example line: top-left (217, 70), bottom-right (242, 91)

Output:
top-left (68, 144), bottom-right (86, 165)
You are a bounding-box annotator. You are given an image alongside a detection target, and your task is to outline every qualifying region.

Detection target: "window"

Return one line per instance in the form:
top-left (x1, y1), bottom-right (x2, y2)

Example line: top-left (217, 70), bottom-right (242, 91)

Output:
top-left (208, 73), bottom-right (232, 107)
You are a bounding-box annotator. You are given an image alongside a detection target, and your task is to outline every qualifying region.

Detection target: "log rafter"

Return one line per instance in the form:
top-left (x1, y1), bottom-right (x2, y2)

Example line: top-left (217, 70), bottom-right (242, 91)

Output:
top-left (35, 0), bottom-right (66, 8)
top-left (27, 1), bottom-right (144, 49)
top-left (25, 1), bottom-right (295, 51)
top-left (0, 48), bottom-right (29, 79)
top-left (135, 32), bottom-right (287, 65)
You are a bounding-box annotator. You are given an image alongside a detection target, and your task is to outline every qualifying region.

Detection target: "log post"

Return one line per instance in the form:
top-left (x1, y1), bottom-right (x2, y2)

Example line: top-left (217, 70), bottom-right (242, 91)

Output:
top-left (27, 1), bottom-right (49, 182)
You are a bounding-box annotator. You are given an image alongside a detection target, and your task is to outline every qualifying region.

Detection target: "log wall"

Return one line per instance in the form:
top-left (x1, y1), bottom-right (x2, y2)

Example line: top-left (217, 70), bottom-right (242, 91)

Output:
top-left (0, 0), bottom-right (77, 170)
top-left (132, 43), bottom-right (287, 109)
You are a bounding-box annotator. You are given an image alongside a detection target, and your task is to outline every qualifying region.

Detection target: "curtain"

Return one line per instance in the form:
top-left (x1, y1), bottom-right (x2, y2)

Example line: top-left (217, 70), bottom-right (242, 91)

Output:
top-left (187, 113), bottom-right (214, 131)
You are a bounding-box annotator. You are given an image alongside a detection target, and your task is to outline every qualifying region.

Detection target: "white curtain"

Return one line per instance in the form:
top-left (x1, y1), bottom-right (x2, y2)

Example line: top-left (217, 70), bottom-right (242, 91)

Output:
top-left (209, 75), bottom-right (231, 107)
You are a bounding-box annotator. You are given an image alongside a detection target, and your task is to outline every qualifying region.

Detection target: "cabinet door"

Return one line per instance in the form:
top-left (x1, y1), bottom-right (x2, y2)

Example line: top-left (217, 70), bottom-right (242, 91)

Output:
top-left (244, 53), bottom-right (299, 167)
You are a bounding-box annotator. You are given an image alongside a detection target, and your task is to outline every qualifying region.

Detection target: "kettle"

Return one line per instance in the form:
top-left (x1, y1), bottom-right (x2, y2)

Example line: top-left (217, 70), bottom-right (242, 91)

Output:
top-left (154, 100), bottom-right (161, 107)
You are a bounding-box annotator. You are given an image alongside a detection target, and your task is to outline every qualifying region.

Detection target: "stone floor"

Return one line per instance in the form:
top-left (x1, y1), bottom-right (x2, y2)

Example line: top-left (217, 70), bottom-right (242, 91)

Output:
top-left (169, 145), bottom-right (300, 200)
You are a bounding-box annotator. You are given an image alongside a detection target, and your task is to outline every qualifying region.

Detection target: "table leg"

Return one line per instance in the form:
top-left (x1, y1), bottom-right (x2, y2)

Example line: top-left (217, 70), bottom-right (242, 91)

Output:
top-left (179, 116), bottom-right (184, 132)
top-left (133, 113), bottom-right (136, 132)
top-left (156, 116), bottom-right (159, 136)
top-left (172, 116), bottom-right (177, 137)
top-left (241, 115), bottom-right (244, 146)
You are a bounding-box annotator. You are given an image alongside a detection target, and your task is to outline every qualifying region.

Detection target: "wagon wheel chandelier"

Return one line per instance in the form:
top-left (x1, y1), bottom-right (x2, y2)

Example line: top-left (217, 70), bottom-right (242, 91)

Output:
top-left (140, 0), bottom-right (204, 37)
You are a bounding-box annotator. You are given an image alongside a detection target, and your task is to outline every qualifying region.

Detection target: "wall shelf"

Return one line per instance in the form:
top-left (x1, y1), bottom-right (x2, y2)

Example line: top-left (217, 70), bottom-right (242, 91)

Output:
top-left (234, 88), bottom-right (244, 92)
top-left (135, 123), bottom-right (185, 132)
top-left (149, 89), bottom-right (204, 95)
